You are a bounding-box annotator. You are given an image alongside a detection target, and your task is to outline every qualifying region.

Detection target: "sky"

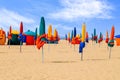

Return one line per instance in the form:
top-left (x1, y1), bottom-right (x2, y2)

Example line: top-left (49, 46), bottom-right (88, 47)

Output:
top-left (0, 0), bottom-right (120, 38)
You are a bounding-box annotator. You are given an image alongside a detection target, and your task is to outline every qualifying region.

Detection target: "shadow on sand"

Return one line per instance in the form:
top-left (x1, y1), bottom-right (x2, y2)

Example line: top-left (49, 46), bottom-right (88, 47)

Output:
top-left (0, 52), bottom-right (8, 54)
top-left (85, 58), bottom-right (107, 61)
top-left (111, 57), bottom-right (120, 59)
top-left (50, 61), bottom-right (77, 63)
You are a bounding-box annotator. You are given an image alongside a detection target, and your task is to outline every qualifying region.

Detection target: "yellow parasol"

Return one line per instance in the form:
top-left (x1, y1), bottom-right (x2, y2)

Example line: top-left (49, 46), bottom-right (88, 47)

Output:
top-left (53, 29), bottom-right (57, 38)
top-left (48, 25), bottom-right (52, 38)
top-left (11, 30), bottom-right (19, 35)
top-left (82, 23), bottom-right (86, 42)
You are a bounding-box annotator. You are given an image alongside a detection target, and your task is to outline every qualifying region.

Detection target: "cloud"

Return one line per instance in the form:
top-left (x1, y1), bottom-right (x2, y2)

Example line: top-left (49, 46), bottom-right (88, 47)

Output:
top-left (0, 8), bottom-right (35, 31)
top-left (48, 0), bottom-right (113, 20)
top-left (46, 24), bottom-right (73, 31)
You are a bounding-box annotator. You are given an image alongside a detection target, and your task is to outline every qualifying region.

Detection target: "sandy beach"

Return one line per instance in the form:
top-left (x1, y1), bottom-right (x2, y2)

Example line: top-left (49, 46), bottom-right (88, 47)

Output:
top-left (0, 40), bottom-right (120, 80)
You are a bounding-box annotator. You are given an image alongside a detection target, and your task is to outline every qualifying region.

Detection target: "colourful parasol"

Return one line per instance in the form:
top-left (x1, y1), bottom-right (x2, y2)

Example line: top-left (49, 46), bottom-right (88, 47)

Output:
top-left (79, 23), bottom-right (86, 61)
top-left (47, 25), bottom-right (52, 41)
top-left (108, 25), bottom-right (115, 59)
top-left (105, 31), bottom-right (109, 43)
top-left (67, 32), bottom-right (70, 42)
top-left (86, 32), bottom-right (89, 43)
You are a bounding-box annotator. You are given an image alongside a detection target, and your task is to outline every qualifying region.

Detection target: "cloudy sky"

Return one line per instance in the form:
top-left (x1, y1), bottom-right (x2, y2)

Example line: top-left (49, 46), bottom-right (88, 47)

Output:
top-left (0, 0), bottom-right (120, 37)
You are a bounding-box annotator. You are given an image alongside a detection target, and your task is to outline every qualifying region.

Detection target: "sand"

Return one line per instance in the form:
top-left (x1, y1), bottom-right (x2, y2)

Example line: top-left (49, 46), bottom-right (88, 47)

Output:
top-left (0, 40), bottom-right (120, 80)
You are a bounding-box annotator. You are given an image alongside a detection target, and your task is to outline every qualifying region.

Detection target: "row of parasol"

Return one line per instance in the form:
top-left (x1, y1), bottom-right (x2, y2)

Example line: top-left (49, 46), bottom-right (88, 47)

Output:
top-left (0, 17), bottom-right (60, 53)
top-left (1, 18), bottom-right (120, 62)
top-left (65, 23), bottom-right (119, 60)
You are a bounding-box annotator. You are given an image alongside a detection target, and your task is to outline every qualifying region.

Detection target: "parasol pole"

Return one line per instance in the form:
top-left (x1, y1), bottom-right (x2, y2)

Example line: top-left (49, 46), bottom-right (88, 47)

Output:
top-left (20, 41), bottom-right (22, 53)
top-left (34, 40), bottom-right (36, 48)
top-left (42, 46), bottom-right (44, 63)
top-left (81, 52), bottom-right (83, 61)
top-left (48, 41), bottom-right (50, 52)
top-left (74, 44), bottom-right (75, 51)
top-left (109, 47), bottom-right (112, 59)
top-left (9, 39), bottom-right (10, 48)
top-left (107, 44), bottom-right (109, 50)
